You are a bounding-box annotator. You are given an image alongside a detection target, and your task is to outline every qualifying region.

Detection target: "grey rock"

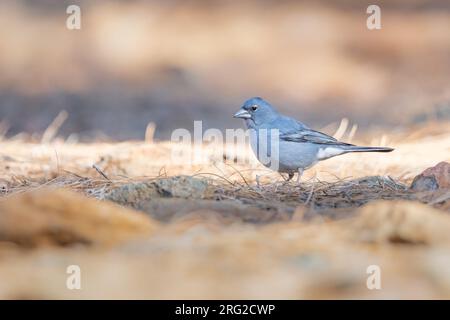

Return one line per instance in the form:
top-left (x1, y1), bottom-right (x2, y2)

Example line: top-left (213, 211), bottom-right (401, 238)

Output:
top-left (106, 176), bottom-right (208, 207)
top-left (411, 175), bottom-right (439, 192)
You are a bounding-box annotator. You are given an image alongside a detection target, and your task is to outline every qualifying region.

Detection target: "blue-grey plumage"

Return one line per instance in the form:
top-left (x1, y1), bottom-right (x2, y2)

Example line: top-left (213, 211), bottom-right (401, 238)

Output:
top-left (233, 97), bottom-right (394, 181)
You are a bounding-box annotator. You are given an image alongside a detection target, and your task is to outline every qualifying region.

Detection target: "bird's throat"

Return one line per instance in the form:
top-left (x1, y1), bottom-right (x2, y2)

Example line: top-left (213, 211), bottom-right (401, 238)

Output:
top-left (244, 118), bottom-right (256, 129)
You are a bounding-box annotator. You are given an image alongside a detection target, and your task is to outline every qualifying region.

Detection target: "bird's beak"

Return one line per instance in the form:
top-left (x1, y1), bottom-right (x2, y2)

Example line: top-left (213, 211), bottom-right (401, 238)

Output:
top-left (233, 108), bottom-right (251, 119)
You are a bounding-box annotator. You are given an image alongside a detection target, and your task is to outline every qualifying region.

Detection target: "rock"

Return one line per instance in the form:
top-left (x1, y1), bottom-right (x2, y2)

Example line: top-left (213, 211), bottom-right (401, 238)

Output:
top-left (410, 162), bottom-right (450, 191)
top-left (0, 188), bottom-right (159, 247)
top-left (106, 176), bottom-right (209, 207)
top-left (155, 176), bottom-right (208, 198)
top-left (411, 175), bottom-right (439, 191)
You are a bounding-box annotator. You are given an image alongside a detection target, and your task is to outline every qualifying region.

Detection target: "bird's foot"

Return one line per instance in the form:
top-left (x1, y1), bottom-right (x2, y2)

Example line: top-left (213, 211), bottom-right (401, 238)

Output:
top-left (255, 174), bottom-right (261, 188)
top-left (296, 169), bottom-right (304, 185)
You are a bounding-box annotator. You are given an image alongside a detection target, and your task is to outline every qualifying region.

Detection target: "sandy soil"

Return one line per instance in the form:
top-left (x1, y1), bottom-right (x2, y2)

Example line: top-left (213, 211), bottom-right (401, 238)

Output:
top-left (0, 124), bottom-right (449, 299)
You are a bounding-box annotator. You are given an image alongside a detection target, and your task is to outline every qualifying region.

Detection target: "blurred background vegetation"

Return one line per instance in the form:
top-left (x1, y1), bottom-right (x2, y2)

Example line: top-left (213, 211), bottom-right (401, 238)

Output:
top-left (0, 0), bottom-right (449, 140)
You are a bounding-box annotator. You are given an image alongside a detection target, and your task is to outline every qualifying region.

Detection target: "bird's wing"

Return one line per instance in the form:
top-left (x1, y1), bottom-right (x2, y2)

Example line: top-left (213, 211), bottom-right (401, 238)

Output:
top-left (280, 127), bottom-right (353, 146)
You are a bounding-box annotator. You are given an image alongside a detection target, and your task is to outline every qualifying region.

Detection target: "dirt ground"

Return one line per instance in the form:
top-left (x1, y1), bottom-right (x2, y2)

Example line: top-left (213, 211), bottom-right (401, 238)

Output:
top-left (0, 123), bottom-right (449, 299)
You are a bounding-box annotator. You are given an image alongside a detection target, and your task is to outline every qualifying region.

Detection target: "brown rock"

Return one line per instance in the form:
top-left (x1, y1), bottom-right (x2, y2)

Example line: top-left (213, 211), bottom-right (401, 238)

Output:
top-left (411, 162), bottom-right (450, 191)
top-left (0, 188), bottom-right (159, 247)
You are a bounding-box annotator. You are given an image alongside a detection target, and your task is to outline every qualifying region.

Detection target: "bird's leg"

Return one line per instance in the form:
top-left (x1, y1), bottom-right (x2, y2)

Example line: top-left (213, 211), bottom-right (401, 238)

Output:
top-left (296, 168), bottom-right (304, 184)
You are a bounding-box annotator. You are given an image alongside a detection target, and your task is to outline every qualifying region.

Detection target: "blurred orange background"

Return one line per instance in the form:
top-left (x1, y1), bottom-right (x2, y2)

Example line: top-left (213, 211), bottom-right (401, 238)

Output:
top-left (0, 0), bottom-right (449, 140)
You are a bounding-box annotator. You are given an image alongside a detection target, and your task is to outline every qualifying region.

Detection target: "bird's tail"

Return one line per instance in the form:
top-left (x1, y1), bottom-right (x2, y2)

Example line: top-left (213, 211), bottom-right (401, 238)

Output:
top-left (342, 146), bottom-right (394, 153)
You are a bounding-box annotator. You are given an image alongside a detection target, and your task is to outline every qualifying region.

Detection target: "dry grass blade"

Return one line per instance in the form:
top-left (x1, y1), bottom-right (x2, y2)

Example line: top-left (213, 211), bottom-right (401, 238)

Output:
top-left (41, 110), bottom-right (68, 143)
top-left (92, 164), bottom-right (110, 181)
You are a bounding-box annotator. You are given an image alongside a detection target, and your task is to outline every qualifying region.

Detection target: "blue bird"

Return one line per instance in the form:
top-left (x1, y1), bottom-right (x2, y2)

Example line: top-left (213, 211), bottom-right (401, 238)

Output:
top-left (233, 97), bottom-right (394, 182)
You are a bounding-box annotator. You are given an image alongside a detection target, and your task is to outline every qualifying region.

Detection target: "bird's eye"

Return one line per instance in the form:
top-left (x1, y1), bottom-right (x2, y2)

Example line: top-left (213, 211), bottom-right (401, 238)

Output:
top-left (251, 105), bottom-right (258, 111)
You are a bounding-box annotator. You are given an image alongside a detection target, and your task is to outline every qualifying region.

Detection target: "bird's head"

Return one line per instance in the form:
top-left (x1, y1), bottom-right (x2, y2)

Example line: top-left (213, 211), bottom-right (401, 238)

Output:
top-left (233, 97), bottom-right (278, 126)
